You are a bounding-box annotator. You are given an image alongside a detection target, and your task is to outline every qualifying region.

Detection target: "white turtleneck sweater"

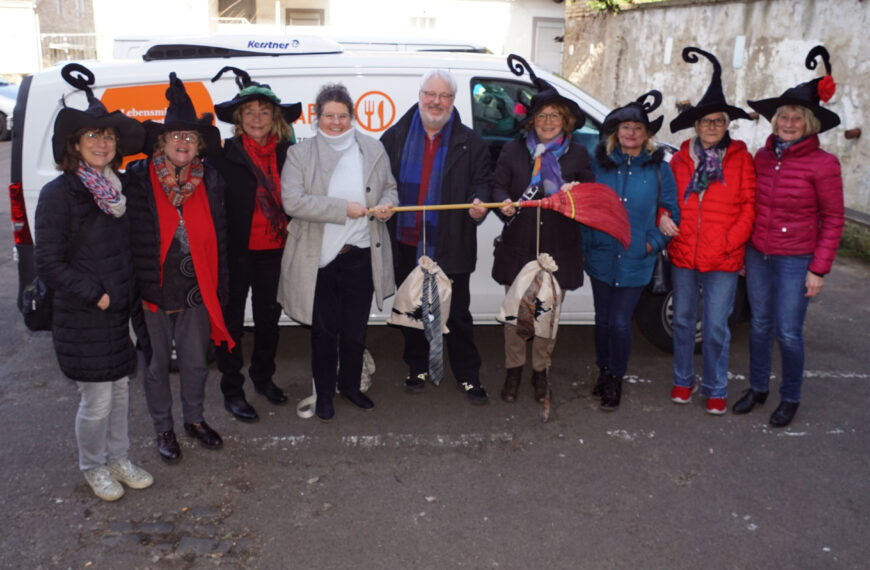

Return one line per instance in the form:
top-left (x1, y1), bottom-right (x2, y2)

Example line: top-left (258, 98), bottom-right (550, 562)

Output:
top-left (318, 128), bottom-right (370, 268)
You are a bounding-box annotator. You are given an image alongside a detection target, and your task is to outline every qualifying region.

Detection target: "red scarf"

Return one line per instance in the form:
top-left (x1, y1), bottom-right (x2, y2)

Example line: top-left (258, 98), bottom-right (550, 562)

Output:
top-left (241, 134), bottom-right (286, 245)
top-left (147, 162), bottom-right (235, 350)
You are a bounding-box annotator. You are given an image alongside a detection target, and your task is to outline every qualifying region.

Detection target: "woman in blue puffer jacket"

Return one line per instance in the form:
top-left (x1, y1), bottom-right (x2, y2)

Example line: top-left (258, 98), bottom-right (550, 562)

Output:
top-left (582, 90), bottom-right (680, 411)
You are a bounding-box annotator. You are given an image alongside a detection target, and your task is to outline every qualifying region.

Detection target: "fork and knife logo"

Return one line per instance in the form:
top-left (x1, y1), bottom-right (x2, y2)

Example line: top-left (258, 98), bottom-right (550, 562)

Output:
top-left (354, 91), bottom-right (395, 133)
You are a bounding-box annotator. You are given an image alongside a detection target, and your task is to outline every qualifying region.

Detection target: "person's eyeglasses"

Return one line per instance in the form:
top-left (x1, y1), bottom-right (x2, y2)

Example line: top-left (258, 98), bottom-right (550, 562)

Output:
top-left (84, 131), bottom-right (117, 144)
top-left (321, 113), bottom-right (351, 122)
top-left (699, 117), bottom-right (727, 128)
top-left (170, 132), bottom-right (200, 143)
top-left (420, 90), bottom-right (455, 102)
top-left (535, 112), bottom-right (562, 123)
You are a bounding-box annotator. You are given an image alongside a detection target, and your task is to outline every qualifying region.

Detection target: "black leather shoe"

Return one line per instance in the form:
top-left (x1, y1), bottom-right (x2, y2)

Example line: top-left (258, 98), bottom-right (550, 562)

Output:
top-left (404, 372), bottom-right (427, 393)
top-left (224, 396), bottom-right (259, 423)
top-left (342, 391), bottom-right (375, 411)
top-left (255, 381), bottom-right (288, 405)
top-left (184, 420), bottom-right (223, 449)
top-left (315, 399), bottom-right (335, 422)
top-left (157, 430), bottom-right (181, 464)
top-left (732, 388), bottom-right (769, 414)
top-left (769, 401), bottom-right (800, 428)
top-left (457, 380), bottom-right (489, 405)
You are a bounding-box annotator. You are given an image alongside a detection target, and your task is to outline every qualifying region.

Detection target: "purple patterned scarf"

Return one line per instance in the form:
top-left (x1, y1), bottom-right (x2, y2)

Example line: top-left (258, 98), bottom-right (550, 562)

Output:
top-left (76, 162), bottom-right (124, 217)
top-left (684, 132), bottom-right (730, 203)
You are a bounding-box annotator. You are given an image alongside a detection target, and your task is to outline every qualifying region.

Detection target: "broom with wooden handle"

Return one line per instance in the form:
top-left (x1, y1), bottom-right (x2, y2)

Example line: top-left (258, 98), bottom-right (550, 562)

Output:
top-left (371, 182), bottom-right (631, 249)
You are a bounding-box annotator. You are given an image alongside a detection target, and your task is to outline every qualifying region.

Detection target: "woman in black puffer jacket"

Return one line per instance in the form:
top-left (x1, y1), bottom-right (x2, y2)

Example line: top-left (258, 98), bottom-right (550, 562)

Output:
top-left (35, 63), bottom-right (153, 502)
top-left (209, 66), bottom-right (300, 422)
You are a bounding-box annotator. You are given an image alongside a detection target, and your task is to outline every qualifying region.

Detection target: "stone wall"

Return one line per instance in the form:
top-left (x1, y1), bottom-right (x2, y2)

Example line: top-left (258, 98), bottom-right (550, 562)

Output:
top-left (563, 0), bottom-right (870, 213)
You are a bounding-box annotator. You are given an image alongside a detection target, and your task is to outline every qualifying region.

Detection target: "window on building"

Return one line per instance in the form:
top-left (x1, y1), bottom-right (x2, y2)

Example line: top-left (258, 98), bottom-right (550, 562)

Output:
top-left (285, 9), bottom-right (324, 26)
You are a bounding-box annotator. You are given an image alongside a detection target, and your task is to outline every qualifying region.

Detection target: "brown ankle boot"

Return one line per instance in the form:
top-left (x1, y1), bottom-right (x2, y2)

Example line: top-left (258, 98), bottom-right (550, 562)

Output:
top-left (531, 369), bottom-right (548, 403)
top-left (501, 366), bottom-right (522, 402)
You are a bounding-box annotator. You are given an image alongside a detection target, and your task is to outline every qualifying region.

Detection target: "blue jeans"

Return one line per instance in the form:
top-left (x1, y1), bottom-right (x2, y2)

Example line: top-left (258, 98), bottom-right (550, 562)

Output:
top-left (590, 277), bottom-right (645, 378)
top-left (745, 245), bottom-right (812, 402)
top-left (671, 266), bottom-right (739, 399)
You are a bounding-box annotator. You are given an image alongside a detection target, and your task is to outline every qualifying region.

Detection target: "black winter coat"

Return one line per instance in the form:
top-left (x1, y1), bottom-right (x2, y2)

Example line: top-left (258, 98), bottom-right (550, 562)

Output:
top-left (381, 105), bottom-right (492, 275)
top-left (491, 139), bottom-right (594, 290)
top-left (125, 158), bottom-right (229, 309)
top-left (209, 136), bottom-right (292, 263)
top-left (34, 173), bottom-right (137, 382)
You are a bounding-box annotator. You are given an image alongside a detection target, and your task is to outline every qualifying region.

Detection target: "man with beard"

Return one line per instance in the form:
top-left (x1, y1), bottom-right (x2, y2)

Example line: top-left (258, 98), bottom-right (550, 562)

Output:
top-left (381, 69), bottom-right (492, 405)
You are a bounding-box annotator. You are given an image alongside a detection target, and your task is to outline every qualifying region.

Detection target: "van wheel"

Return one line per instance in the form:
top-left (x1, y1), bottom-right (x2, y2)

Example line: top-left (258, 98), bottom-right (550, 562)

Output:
top-left (0, 112), bottom-right (9, 141)
top-left (635, 290), bottom-right (702, 354)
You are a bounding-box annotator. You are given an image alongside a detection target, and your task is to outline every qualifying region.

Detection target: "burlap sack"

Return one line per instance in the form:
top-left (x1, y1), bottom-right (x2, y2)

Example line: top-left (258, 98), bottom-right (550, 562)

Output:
top-left (387, 255), bottom-right (451, 333)
top-left (497, 253), bottom-right (562, 340)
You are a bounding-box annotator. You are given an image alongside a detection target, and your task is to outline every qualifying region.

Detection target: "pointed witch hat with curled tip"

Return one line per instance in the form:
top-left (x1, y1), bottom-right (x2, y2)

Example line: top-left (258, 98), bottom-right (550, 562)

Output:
top-left (669, 46), bottom-right (751, 132)
top-left (51, 63), bottom-right (145, 163)
top-left (142, 72), bottom-right (222, 156)
top-left (748, 45), bottom-right (840, 133)
top-left (600, 89), bottom-right (665, 138)
top-left (211, 66), bottom-right (302, 125)
top-left (507, 53), bottom-right (586, 128)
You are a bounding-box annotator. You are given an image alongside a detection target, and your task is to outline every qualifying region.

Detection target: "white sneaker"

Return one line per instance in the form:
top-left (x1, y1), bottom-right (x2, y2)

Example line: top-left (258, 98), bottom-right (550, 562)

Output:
top-left (84, 467), bottom-right (125, 501)
top-left (107, 459), bottom-right (154, 490)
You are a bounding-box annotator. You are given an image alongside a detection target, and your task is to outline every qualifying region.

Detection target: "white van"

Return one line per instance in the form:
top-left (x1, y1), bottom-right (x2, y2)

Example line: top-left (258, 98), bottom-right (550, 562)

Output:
top-left (8, 34), bottom-right (693, 351)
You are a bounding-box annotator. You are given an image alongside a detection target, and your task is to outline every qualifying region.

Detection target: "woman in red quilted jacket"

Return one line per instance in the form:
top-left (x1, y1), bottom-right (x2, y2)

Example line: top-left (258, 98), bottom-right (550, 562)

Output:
top-left (735, 46), bottom-right (845, 427)
top-left (663, 47), bottom-right (756, 415)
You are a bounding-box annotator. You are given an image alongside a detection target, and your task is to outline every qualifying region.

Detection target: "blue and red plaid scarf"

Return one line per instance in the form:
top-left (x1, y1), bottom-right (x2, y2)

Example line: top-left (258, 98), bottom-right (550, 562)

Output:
top-left (396, 108), bottom-right (454, 260)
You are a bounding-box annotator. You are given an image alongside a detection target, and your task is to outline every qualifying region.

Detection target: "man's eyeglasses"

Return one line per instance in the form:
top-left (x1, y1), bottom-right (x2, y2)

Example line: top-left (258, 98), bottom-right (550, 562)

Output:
top-left (420, 91), bottom-right (455, 102)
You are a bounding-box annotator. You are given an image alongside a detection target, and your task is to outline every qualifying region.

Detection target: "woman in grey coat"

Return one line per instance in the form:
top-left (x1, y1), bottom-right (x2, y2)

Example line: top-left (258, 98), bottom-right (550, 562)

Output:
top-left (278, 83), bottom-right (397, 422)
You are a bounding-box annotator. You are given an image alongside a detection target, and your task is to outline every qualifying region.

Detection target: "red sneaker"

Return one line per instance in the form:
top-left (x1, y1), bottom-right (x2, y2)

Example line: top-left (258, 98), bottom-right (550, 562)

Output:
top-left (671, 382), bottom-right (698, 404)
top-left (706, 398), bottom-right (727, 415)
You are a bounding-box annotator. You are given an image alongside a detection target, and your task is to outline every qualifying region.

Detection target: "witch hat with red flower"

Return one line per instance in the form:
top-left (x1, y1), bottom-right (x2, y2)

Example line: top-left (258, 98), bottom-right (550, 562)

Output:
top-left (748, 45), bottom-right (840, 133)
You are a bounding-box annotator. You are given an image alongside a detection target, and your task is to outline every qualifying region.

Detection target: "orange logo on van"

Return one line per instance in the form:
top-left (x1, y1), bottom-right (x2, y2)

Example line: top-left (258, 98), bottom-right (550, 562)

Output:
top-left (354, 91), bottom-right (395, 133)
top-left (101, 82), bottom-right (215, 164)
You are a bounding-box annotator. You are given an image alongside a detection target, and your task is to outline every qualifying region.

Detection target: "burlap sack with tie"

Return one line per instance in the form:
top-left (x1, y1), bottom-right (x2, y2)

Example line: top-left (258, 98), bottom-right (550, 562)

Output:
top-left (498, 253), bottom-right (562, 340)
top-left (388, 255), bottom-right (451, 333)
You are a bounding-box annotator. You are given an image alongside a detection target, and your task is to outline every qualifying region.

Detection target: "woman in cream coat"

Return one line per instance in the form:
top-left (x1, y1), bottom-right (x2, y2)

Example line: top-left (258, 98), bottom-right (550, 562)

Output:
top-left (278, 83), bottom-right (397, 422)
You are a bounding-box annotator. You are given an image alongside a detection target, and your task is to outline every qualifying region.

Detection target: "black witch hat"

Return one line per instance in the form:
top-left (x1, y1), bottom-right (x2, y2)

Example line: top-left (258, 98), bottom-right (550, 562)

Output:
top-left (211, 66), bottom-right (302, 125)
top-left (748, 45), bottom-right (840, 133)
top-left (669, 47), bottom-right (751, 133)
top-left (601, 90), bottom-right (664, 137)
top-left (51, 63), bottom-right (145, 163)
top-left (142, 72), bottom-right (222, 156)
top-left (507, 54), bottom-right (586, 129)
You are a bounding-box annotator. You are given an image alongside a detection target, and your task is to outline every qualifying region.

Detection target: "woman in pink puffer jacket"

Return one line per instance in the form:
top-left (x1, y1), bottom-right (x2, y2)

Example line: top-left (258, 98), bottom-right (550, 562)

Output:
top-left (735, 45), bottom-right (845, 428)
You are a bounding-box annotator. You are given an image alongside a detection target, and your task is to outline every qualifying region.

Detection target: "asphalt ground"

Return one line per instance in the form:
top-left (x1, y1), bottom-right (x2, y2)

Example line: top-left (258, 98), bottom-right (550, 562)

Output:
top-left (1, 140), bottom-right (869, 569)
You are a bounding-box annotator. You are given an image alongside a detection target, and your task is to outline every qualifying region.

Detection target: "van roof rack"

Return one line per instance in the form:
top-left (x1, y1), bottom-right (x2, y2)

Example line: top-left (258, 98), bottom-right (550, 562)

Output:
top-left (141, 35), bottom-right (343, 61)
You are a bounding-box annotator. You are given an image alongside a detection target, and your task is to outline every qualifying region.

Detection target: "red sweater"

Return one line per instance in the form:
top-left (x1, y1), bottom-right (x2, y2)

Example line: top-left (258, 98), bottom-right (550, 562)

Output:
top-left (750, 134), bottom-right (844, 275)
top-left (667, 138), bottom-right (756, 272)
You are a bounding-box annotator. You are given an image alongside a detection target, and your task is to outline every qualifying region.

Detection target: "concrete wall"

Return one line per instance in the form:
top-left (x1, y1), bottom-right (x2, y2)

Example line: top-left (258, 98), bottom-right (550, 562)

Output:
top-left (563, 0), bottom-right (870, 213)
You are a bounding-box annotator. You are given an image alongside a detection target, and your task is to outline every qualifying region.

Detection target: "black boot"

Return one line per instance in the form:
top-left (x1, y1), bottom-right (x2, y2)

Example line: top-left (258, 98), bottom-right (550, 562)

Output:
top-left (531, 369), bottom-right (548, 403)
top-left (599, 374), bottom-right (622, 411)
top-left (592, 367), bottom-right (608, 397)
top-left (501, 366), bottom-right (522, 402)
top-left (732, 388), bottom-right (768, 414)
top-left (769, 401), bottom-right (800, 427)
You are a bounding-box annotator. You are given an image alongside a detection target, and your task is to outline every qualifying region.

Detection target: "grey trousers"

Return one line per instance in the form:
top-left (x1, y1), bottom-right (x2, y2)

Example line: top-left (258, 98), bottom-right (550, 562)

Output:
top-left (75, 377), bottom-right (130, 471)
top-left (142, 305), bottom-right (211, 433)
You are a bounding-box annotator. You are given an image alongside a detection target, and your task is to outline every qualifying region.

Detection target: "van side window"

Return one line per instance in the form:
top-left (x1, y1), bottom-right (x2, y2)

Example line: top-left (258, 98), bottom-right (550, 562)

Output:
top-left (470, 77), bottom-right (600, 167)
